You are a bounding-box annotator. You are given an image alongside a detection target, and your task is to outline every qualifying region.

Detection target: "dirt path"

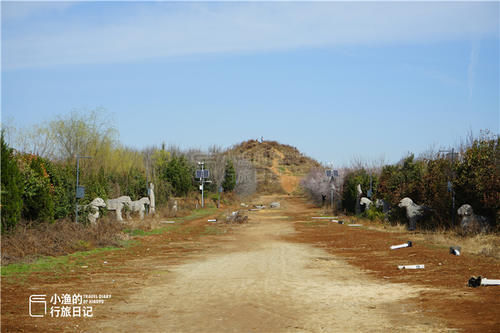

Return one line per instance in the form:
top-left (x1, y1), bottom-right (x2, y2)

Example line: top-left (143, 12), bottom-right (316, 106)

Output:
top-left (93, 197), bottom-right (448, 332)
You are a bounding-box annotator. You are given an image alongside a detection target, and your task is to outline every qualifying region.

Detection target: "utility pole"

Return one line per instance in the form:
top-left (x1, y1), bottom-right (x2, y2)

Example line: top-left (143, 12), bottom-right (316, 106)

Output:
top-left (196, 162), bottom-right (211, 208)
top-left (75, 155), bottom-right (91, 223)
top-left (439, 148), bottom-right (457, 226)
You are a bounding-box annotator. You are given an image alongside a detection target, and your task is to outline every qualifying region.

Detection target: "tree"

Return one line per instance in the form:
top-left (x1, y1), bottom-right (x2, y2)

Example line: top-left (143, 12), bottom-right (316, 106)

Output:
top-left (19, 154), bottom-right (55, 222)
top-left (222, 159), bottom-right (236, 192)
top-left (233, 157), bottom-right (257, 197)
top-left (1, 135), bottom-right (23, 231)
top-left (163, 155), bottom-right (194, 197)
top-left (208, 146), bottom-right (226, 208)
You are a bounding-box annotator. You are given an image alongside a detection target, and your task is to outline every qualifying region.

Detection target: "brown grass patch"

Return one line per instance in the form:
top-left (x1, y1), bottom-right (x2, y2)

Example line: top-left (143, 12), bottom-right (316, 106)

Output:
top-left (1, 217), bottom-right (126, 265)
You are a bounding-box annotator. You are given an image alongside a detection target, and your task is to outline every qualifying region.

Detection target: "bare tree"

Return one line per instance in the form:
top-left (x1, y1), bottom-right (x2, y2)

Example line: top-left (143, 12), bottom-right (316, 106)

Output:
top-left (300, 168), bottom-right (332, 205)
top-left (208, 145), bottom-right (226, 208)
top-left (233, 157), bottom-right (257, 197)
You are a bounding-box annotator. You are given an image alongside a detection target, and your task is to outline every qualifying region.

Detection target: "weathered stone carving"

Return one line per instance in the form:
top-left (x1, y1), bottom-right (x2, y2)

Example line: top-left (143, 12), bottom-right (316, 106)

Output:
top-left (360, 197), bottom-right (373, 211)
top-left (149, 183), bottom-right (155, 215)
top-left (130, 197), bottom-right (150, 220)
top-left (398, 197), bottom-right (427, 231)
top-left (106, 196), bottom-right (132, 222)
top-left (86, 198), bottom-right (106, 224)
top-left (457, 204), bottom-right (490, 234)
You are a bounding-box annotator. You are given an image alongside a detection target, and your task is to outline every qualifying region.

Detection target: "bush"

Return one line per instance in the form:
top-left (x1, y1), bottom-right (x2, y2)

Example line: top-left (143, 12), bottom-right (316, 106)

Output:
top-left (341, 169), bottom-right (372, 213)
top-left (161, 155), bottom-right (194, 197)
top-left (222, 159), bottom-right (236, 192)
top-left (19, 154), bottom-right (55, 223)
top-left (455, 134), bottom-right (499, 225)
top-left (1, 135), bottom-right (23, 231)
top-left (362, 205), bottom-right (385, 221)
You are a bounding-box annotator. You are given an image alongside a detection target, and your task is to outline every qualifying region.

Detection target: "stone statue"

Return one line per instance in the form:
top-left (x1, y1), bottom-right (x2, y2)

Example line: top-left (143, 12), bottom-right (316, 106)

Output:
top-left (398, 197), bottom-right (430, 231)
top-left (172, 200), bottom-right (178, 216)
top-left (129, 197), bottom-right (150, 220)
top-left (359, 197), bottom-right (373, 211)
top-left (106, 196), bottom-right (132, 222)
top-left (375, 199), bottom-right (391, 213)
top-left (355, 184), bottom-right (363, 215)
top-left (149, 183), bottom-right (155, 215)
top-left (86, 198), bottom-right (106, 224)
top-left (457, 204), bottom-right (490, 234)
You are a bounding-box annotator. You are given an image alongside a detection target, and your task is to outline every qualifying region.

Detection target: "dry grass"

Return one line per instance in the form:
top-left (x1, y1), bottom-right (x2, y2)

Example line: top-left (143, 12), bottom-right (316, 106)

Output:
top-left (351, 216), bottom-right (500, 259)
top-left (1, 216), bottom-right (126, 266)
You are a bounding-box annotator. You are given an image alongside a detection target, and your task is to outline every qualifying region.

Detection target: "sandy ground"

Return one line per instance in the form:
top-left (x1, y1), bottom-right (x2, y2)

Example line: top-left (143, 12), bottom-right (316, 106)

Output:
top-left (94, 198), bottom-right (448, 333)
top-left (2, 195), bottom-right (498, 332)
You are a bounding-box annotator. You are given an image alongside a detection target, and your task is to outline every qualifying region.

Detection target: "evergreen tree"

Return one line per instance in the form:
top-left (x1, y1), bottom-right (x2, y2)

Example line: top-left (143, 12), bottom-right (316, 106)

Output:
top-left (222, 159), bottom-right (236, 192)
top-left (1, 135), bottom-right (23, 231)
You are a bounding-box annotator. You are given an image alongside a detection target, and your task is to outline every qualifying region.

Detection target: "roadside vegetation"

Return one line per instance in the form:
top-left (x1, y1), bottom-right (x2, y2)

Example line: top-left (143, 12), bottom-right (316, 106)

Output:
top-left (302, 130), bottom-right (499, 232)
top-left (1, 109), bottom-right (256, 266)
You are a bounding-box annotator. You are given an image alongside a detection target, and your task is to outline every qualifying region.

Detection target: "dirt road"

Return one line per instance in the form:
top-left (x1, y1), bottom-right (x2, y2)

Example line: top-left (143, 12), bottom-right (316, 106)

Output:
top-left (94, 197), bottom-right (448, 332)
top-left (3, 195), bottom-right (498, 332)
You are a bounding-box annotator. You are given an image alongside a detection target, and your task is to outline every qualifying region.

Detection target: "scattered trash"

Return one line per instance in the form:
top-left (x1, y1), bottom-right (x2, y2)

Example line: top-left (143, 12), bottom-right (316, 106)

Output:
top-left (254, 205), bottom-right (266, 209)
top-left (81, 266), bottom-right (88, 269)
top-left (449, 246), bottom-right (461, 256)
top-left (248, 209), bottom-right (260, 211)
top-left (208, 219), bottom-right (217, 222)
top-left (312, 216), bottom-right (338, 219)
top-left (226, 211), bottom-right (248, 224)
top-left (161, 221), bottom-right (176, 224)
top-left (330, 220), bottom-right (344, 224)
top-left (270, 202), bottom-right (281, 208)
top-left (348, 224), bottom-right (363, 227)
top-left (468, 276), bottom-right (500, 288)
top-left (398, 264), bottom-right (424, 270)
top-left (240, 203), bottom-right (249, 208)
top-left (103, 261), bottom-right (108, 264)
top-left (390, 241), bottom-right (413, 250)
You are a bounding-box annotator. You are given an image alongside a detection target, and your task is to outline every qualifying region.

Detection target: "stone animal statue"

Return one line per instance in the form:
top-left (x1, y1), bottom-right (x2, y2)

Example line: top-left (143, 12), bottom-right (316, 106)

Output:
top-left (355, 184), bottom-right (363, 215)
top-left (375, 199), bottom-right (391, 213)
top-left (457, 204), bottom-right (490, 234)
top-left (106, 196), bottom-right (132, 222)
top-left (148, 183), bottom-right (155, 215)
top-left (129, 197), bottom-right (150, 220)
top-left (398, 197), bottom-right (430, 231)
top-left (83, 198), bottom-right (106, 224)
top-left (359, 197), bottom-right (373, 211)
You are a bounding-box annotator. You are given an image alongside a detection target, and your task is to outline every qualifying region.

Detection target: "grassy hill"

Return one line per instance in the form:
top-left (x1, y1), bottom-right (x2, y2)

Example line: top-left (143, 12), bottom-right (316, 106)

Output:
top-left (229, 140), bottom-right (320, 194)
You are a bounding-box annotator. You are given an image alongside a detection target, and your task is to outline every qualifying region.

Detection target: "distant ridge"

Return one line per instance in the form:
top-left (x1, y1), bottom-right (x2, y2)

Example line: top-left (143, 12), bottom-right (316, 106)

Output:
top-left (229, 140), bottom-right (321, 194)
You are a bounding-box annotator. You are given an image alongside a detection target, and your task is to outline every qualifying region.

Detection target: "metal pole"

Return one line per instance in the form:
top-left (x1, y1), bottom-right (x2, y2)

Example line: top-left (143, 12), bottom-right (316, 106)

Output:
top-left (331, 187), bottom-right (334, 213)
top-left (451, 148), bottom-right (455, 226)
top-left (75, 155), bottom-right (91, 223)
top-left (201, 163), bottom-right (204, 208)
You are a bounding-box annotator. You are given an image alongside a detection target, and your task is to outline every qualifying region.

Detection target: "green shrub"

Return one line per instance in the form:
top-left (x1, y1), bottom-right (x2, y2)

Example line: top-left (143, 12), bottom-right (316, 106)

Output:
top-left (341, 169), bottom-right (373, 213)
top-left (19, 154), bottom-right (55, 223)
top-left (1, 135), bottom-right (23, 231)
top-left (362, 205), bottom-right (385, 221)
top-left (222, 160), bottom-right (236, 192)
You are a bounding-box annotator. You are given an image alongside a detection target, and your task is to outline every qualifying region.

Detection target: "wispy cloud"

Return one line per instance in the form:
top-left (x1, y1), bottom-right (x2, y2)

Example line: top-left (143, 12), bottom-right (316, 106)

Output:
top-left (2, 2), bottom-right (498, 70)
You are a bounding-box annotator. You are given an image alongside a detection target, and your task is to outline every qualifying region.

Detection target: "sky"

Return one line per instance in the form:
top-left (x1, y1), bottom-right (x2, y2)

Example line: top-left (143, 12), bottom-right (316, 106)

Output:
top-left (2, 1), bottom-right (499, 167)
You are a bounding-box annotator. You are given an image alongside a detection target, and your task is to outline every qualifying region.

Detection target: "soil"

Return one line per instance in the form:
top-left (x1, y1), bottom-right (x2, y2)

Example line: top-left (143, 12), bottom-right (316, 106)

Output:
top-left (2, 195), bottom-right (499, 332)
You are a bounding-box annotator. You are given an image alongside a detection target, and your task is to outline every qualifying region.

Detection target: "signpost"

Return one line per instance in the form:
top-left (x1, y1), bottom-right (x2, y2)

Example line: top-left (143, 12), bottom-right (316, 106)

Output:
top-left (196, 162), bottom-right (211, 208)
top-left (75, 155), bottom-right (91, 223)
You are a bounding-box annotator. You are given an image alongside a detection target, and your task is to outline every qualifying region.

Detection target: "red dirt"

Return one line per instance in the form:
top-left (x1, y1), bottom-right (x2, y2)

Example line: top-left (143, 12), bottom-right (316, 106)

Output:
top-left (2, 196), bottom-right (499, 332)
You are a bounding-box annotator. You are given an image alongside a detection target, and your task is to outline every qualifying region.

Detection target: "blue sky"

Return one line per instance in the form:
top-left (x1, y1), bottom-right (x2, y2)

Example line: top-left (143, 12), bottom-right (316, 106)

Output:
top-left (2, 1), bottom-right (499, 166)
